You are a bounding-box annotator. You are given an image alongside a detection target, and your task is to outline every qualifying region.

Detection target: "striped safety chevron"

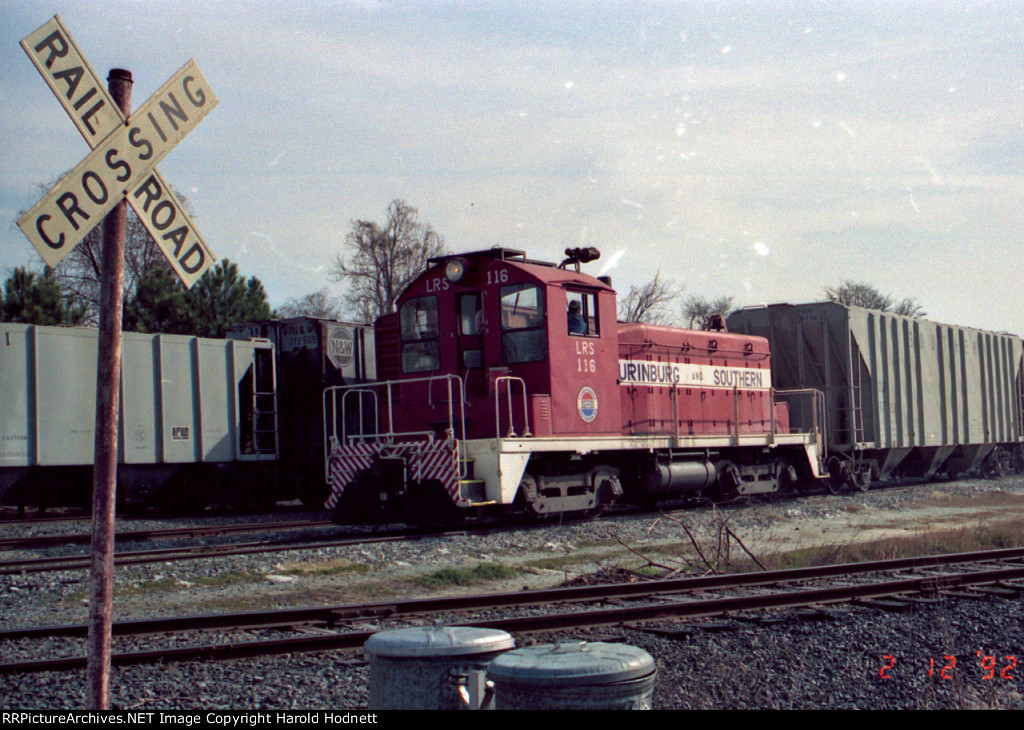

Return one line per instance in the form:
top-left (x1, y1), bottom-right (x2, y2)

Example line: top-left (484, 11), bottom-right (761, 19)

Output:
top-left (326, 438), bottom-right (462, 509)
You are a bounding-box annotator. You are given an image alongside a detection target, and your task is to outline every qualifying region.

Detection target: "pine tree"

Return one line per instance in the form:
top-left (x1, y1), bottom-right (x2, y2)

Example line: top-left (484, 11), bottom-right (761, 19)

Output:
top-left (2, 267), bottom-right (87, 326)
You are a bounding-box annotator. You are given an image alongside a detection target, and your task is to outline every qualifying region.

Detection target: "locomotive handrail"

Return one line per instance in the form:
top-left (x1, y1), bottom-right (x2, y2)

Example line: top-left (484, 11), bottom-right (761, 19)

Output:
top-left (494, 375), bottom-right (531, 439)
top-left (323, 374), bottom-right (467, 450)
top-left (339, 388), bottom-right (379, 443)
top-left (322, 386), bottom-right (379, 484)
top-left (772, 387), bottom-right (829, 466)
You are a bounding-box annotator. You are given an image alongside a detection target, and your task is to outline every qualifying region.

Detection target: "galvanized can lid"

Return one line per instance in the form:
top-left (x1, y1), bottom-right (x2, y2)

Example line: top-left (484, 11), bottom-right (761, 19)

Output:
top-left (364, 625), bottom-right (515, 658)
top-left (486, 641), bottom-right (655, 686)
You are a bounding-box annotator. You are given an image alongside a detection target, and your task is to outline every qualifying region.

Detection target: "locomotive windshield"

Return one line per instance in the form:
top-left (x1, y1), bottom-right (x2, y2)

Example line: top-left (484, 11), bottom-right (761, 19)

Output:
top-left (500, 283), bottom-right (546, 364)
top-left (400, 296), bottom-right (440, 373)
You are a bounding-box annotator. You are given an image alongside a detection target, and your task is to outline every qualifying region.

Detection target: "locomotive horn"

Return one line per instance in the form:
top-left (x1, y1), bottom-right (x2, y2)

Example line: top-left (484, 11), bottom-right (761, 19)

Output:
top-left (559, 247), bottom-right (601, 270)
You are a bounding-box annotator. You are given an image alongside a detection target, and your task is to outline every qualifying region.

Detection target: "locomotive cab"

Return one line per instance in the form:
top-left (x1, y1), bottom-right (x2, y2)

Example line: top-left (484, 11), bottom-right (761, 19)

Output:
top-left (372, 247), bottom-right (620, 441)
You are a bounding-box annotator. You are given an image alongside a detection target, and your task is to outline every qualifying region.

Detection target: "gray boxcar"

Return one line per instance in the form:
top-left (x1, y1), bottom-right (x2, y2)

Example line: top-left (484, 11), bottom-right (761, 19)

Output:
top-left (727, 303), bottom-right (1024, 487)
top-left (0, 323), bottom-right (278, 509)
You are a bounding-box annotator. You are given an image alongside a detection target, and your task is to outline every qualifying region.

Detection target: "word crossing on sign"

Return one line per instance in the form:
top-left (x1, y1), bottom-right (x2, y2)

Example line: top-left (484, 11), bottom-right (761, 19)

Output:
top-left (17, 15), bottom-right (217, 287)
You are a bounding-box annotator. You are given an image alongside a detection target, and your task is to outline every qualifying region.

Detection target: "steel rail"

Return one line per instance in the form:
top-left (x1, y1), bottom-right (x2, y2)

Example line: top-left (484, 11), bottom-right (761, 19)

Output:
top-left (0, 512), bottom-right (605, 575)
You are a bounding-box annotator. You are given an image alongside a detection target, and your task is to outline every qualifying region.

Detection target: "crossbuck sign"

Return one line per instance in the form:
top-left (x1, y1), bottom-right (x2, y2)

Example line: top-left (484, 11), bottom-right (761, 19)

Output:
top-left (17, 16), bottom-right (216, 287)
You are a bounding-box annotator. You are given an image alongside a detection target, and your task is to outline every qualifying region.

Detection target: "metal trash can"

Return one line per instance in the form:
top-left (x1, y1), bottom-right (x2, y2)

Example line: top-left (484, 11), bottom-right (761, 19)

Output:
top-left (487, 641), bottom-right (656, 710)
top-left (364, 625), bottom-right (515, 710)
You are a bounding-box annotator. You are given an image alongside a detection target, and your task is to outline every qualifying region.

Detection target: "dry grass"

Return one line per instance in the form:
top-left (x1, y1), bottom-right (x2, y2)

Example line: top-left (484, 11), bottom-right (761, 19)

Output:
top-left (279, 558), bottom-right (370, 577)
top-left (753, 518), bottom-right (1024, 571)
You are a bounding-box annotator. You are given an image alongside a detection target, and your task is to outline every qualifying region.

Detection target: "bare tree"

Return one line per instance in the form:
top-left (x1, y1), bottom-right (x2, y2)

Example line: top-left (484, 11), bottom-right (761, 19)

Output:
top-left (618, 271), bottom-right (679, 325)
top-left (891, 296), bottom-right (927, 318)
top-left (683, 294), bottom-right (736, 330)
top-left (277, 289), bottom-right (344, 319)
top-left (26, 176), bottom-right (176, 323)
top-left (330, 200), bottom-right (448, 322)
top-left (824, 281), bottom-right (925, 317)
top-left (823, 281), bottom-right (891, 310)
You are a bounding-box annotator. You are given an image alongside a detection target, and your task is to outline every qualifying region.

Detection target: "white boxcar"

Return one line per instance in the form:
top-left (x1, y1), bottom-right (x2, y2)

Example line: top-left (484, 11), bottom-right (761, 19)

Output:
top-left (0, 323), bottom-right (278, 509)
top-left (728, 303), bottom-right (1024, 483)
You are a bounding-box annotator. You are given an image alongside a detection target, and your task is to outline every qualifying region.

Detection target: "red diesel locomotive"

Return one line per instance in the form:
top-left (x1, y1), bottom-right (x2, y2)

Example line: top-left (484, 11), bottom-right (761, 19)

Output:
top-left (324, 247), bottom-right (825, 523)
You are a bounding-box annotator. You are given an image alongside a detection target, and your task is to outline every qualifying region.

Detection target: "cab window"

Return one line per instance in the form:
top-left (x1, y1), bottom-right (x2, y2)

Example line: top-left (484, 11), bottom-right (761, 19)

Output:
top-left (566, 291), bottom-right (599, 337)
top-left (500, 284), bottom-right (546, 364)
top-left (400, 296), bottom-right (439, 373)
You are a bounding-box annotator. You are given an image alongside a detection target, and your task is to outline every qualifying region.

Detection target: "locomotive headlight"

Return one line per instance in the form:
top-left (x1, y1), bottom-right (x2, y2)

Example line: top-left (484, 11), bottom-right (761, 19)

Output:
top-left (445, 258), bottom-right (467, 283)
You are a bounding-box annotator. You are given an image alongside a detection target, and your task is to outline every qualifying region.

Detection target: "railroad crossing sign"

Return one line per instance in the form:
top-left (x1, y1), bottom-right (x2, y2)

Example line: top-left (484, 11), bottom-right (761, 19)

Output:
top-left (17, 15), bottom-right (217, 287)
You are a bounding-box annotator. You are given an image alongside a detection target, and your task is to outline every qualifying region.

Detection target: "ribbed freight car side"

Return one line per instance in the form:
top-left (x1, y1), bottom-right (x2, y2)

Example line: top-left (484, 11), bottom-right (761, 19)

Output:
top-left (0, 323), bottom-right (278, 509)
top-left (727, 303), bottom-right (1024, 486)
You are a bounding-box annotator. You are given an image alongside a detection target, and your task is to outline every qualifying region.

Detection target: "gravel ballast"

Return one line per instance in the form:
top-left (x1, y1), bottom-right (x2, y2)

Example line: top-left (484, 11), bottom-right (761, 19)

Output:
top-left (3, 478), bottom-right (1024, 709)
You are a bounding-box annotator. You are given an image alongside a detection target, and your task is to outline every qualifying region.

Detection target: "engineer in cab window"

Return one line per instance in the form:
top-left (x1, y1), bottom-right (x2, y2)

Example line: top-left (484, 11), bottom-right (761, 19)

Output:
top-left (567, 300), bottom-right (587, 335)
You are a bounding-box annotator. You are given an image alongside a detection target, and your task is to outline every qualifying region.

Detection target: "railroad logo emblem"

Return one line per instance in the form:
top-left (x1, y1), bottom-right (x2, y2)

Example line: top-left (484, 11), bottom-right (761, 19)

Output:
top-left (577, 386), bottom-right (599, 423)
top-left (327, 326), bottom-right (355, 368)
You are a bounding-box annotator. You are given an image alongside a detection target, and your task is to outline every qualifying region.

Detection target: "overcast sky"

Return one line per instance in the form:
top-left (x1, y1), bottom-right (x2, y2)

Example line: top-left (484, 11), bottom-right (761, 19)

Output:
top-left (2, 0), bottom-right (1022, 335)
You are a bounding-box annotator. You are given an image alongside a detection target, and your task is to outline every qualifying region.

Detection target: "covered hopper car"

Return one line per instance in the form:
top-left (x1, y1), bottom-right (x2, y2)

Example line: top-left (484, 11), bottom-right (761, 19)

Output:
top-left (727, 303), bottom-right (1024, 491)
top-left (0, 317), bottom-right (375, 511)
top-left (0, 322), bottom-right (278, 510)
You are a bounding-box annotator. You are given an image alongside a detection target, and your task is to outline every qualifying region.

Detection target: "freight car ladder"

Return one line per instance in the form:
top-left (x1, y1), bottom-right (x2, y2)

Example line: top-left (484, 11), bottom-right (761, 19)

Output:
top-left (250, 349), bottom-right (279, 457)
top-left (848, 336), bottom-right (866, 447)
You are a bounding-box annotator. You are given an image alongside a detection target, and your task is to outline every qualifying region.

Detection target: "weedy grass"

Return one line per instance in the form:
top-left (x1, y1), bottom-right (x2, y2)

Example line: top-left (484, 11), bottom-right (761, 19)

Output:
top-left (111, 569), bottom-right (256, 597)
top-left (412, 562), bottom-right (518, 588)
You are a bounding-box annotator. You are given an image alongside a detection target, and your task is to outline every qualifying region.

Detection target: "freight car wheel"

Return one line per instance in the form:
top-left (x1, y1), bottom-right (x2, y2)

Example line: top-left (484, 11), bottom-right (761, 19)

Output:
top-left (854, 465), bottom-right (872, 493)
top-left (824, 457), bottom-right (846, 495)
top-left (153, 468), bottom-right (207, 515)
top-left (298, 480), bottom-right (330, 510)
top-left (980, 448), bottom-right (1011, 479)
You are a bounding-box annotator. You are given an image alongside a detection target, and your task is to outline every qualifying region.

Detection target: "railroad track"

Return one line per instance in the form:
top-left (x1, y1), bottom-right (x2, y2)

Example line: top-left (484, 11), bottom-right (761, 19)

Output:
top-left (0, 526), bottom-right (444, 575)
top-left (4, 547), bottom-right (1023, 674)
top-left (0, 515), bottom-right (593, 575)
top-left (0, 518), bottom-right (334, 551)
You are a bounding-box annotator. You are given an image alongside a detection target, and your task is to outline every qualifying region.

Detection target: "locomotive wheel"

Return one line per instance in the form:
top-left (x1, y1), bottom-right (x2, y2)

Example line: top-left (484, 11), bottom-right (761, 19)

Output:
top-left (404, 479), bottom-right (466, 527)
top-left (712, 461), bottom-right (741, 502)
top-left (774, 459), bottom-right (797, 492)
